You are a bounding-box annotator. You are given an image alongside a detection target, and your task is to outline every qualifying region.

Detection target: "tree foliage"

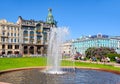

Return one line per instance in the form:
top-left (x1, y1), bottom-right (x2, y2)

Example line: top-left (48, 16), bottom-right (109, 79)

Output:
top-left (85, 47), bottom-right (117, 59)
top-left (106, 53), bottom-right (120, 61)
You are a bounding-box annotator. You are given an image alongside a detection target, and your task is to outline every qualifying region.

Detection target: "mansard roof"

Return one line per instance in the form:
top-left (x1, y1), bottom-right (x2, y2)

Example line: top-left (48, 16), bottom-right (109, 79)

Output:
top-left (18, 16), bottom-right (44, 23)
top-left (17, 16), bottom-right (56, 28)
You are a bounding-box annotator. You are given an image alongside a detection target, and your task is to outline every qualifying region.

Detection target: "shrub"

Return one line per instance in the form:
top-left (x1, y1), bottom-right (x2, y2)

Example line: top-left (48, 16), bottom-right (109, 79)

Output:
top-left (106, 53), bottom-right (120, 61)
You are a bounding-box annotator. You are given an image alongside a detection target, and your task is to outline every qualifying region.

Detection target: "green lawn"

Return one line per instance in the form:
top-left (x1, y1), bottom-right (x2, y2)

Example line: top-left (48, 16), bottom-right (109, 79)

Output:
top-left (0, 57), bottom-right (47, 70)
top-left (62, 60), bottom-right (120, 71)
top-left (0, 57), bottom-right (120, 72)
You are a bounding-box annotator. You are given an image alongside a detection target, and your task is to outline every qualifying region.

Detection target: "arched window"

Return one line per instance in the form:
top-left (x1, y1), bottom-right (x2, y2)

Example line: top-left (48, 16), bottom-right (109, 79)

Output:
top-left (23, 31), bottom-right (28, 37)
top-left (23, 31), bottom-right (28, 43)
top-left (30, 31), bottom-right (34, 37)
top-left (36, 23), bottom-right (42, 43)
top-left (36, 23), bottom-right (42, 34)
top-left (30, 31), bottom-right (34, 43)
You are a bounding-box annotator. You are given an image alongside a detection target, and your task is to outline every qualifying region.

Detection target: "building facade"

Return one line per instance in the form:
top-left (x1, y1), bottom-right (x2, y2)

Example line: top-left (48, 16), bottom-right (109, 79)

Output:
top-left (0, 9), bottom-right (57, 56)
top-left (0, 19), bottom-right (21, 55)
top-left (73, 33), bottom-right (120, 55)
top-left (62, 41), bottom-right (72, 56)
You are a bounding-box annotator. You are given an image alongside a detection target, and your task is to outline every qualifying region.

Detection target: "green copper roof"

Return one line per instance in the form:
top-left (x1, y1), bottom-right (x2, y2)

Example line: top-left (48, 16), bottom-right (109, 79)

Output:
top-left (46, 8), bottom-right (55, 24)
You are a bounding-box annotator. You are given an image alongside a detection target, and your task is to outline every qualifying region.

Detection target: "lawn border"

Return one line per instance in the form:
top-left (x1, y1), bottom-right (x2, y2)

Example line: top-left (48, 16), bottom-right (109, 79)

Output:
top-left (0, 66), bottom-right (120, 75)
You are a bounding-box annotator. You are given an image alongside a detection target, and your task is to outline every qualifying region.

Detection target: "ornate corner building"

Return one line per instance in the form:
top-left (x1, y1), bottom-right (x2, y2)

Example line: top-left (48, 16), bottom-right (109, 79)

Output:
top-left (0, 9), bottom-right (57, 56)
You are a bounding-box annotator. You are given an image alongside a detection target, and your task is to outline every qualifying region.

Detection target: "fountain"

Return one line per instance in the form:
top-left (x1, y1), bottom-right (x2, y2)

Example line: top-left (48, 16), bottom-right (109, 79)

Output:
top-left (0, 27), bottom-right (120, 84)
top-left (46, 27), bottom-right (69, 74)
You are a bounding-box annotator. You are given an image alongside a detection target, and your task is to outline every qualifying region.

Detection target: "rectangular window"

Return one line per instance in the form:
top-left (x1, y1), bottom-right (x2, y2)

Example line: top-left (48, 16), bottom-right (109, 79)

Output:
top-left (8, 38), bottom-right (11, 43)
top-left (2, 38), bottom-right (5, 42)
top-left (3, 38), bottom-right (5, 42)
top-left (7, 33), bottom-right (9, 36)
top-left (15, 45), bottom-right (19, 49)
top-left (2, 32), bottom-right (5, 35)
top-left (11, 39), bottom-right (13, 43)
top-left (11, 33), bottom-right (13, 36)
top-left (2, 45), bottom-right (5, 49)
top-left (14, 39), bottom-right (16, 42)
top-left (8, 45), bottom-right (12, 49)
top-left (14, 33), bottom-right (16, 36)
top-left (2, 26), bottom-right (5, 29)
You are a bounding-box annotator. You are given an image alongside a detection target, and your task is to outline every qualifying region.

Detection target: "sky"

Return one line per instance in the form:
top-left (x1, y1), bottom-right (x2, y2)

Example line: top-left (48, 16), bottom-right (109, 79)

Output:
top-left (0, 0), bottom-right (120, 39)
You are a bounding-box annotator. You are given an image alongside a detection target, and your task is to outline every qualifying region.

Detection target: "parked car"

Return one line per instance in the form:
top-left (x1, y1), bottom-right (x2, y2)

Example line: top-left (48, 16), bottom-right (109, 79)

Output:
top-left (115, 57), bottom-right (120, 63)
top-left (116, 58), bottom-right (120, 63)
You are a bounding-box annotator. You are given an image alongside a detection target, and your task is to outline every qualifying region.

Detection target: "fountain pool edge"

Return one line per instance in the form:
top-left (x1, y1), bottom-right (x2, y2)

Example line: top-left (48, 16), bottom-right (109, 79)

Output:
top-left (0, 66), bottom-right (120, 75)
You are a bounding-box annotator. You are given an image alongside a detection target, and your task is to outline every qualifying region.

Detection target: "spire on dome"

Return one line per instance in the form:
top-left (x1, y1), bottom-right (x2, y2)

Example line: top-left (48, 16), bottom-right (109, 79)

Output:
top-left (46, 8), bottom-right (57, 25)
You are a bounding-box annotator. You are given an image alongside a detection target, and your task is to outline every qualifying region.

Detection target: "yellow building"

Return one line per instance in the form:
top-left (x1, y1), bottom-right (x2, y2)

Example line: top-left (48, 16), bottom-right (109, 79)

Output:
top-left (0, 19), bottom-right (21, 55)
top-left (0, 9), bottom-right (57, 56)
top-left (62, 41), bottom-right (72, 56)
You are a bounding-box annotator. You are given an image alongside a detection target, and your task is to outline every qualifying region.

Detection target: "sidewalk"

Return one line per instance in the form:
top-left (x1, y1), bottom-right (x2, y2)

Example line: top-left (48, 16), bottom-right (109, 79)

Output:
top-left (0, 82), bottom-right (11, 84)
top-left (79, 60), bottom-right (120, 67)
top-left (63, 58), bottom-right (120, 67)
top-left (113, 63), bottom-right (120, 67)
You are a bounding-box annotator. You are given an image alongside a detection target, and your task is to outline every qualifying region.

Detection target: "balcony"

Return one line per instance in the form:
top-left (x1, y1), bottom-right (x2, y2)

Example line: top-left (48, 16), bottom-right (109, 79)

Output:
top-left (36, 40), bottom-right (43, 45)
top-left (36, 30), bottom-right (42, 33)
top-left (37, 40), bottom-right (41, 43)
top-left (23, 38), bottom-right (28, 41)
top-left (30, 34), bottom-right (34, 36)
top-left (2, 29), bottom-right (6, 32)
top-left (23, 34), bottom-right (28, 37)
top-left (37, 34), bottom-right (42, 37)
top-left (1, 35), bottom-right (8, 38)
top-left (29, 39), bottom-right (34, 44)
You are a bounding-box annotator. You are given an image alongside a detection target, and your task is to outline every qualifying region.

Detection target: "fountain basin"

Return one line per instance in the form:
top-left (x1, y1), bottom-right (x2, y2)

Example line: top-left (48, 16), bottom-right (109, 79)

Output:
top-left (0, 67), bottom-right (120, 84)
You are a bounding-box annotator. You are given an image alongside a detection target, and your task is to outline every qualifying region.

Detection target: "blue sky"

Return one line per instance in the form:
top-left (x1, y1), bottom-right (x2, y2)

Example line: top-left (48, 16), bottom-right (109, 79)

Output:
top-left (0, 0), bottom-right (120, 39)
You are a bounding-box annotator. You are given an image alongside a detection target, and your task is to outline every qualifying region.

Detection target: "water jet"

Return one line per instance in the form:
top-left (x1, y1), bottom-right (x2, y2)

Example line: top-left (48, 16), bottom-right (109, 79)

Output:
top-left (0, 27), bottom-right (120, 84)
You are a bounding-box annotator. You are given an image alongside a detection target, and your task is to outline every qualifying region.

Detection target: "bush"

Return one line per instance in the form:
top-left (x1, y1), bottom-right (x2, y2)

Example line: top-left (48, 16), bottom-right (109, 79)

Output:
top-left (106, 53), bottom-right (120, 61)
top-left (85, 47), bottom-right (117, 59)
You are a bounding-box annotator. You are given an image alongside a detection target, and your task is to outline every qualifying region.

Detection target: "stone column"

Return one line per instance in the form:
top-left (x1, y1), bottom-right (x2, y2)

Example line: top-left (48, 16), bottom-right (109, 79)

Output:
top-left (34, 46), bottom-right (37, 55)
top-left (40, 26), bottom-right (43, 45)
top-left (28, 30), bottom-right (30, 43)
top-left (5, 44), bottom-right (7, 50)
top-left (20, 45), bottom-right (23, 55)
top-left (5, 44), bottom-right (7, 55)
top-left (41, 47), bottom-right (44, 56)
top-left (28, 46), bottom-right (30, 55)
top-left (12, 44), bottom-right (15, 54)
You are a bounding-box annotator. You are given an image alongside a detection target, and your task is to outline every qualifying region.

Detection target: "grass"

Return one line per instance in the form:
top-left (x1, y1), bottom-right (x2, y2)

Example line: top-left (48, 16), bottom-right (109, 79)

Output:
top-left (0, 57), bottom-right (47, 70)
top-left (0, 57), bottom-right (120, 72)
top-left (75, 61), bottom-right (120, 71)
top-left (62, 60), bottom-right (120, 71)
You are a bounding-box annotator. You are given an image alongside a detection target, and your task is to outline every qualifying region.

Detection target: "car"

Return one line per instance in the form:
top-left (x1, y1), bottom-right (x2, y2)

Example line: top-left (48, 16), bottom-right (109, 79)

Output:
top-left (116, 59), bottom-right (120, 63)
top-left (115, 57), bottom-right (120, 63)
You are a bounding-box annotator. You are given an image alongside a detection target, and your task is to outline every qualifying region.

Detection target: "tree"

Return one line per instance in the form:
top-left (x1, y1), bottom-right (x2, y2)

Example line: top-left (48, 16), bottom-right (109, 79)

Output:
top-left (85, 47), bottom-right (117, 59)
top-left (106, 53), bottom-right (120, 61)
